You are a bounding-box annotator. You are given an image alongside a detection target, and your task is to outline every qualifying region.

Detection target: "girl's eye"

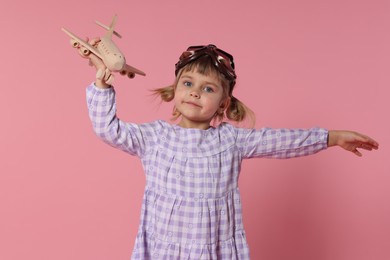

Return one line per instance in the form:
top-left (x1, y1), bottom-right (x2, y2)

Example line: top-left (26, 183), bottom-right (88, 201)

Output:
top-left (184, 81), bottom-right (192, 87)
top-left (204, 86), bottom-right (214, 93)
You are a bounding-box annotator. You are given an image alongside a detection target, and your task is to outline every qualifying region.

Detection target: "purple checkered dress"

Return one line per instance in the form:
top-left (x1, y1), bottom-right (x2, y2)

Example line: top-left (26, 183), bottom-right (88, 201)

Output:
top-left (87, 84), bottom-right (328, 259)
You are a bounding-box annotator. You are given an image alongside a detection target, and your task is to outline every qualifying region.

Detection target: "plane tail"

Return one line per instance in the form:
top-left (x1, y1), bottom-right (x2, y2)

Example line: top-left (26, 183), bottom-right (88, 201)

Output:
top-left (95, 15), bottom-right (122, 38)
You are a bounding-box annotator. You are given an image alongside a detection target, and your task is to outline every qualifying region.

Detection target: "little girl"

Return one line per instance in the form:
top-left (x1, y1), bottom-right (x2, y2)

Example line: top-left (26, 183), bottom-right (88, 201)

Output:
top-left (84, 43), bottom-right (378, 259)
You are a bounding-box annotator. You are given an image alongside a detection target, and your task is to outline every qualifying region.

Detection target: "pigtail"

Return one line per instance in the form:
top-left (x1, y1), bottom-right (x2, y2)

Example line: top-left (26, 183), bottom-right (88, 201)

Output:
top-left (226, 96), bottom-right (255, 126)
top-left (152, 85), bottom-right (175, 102)
top-left (151, 84), bottom-right (181, 120)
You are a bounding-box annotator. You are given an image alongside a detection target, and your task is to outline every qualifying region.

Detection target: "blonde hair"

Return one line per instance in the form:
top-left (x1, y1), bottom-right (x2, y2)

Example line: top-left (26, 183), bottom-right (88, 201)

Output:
top-left (152, 56), bottom-right (255, 126)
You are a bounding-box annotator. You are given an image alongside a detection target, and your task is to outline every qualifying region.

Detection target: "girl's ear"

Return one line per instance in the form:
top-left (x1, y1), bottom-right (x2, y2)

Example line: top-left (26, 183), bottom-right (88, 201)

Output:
top-left (220, 97), bottom-right (231, 111)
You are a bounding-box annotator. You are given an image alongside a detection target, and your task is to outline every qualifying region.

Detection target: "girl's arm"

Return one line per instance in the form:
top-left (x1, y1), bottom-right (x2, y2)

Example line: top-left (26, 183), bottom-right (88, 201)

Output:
top-left (236, 127), bottom-right (329, 159)
top-left (235, 127), bottom-right (378, 159)
top-left (84, 38), bottom-right (147, 157)
top-left (327, 130), bottom-right (379, 157)
top-left (86, 84), bottom-right (146, 157)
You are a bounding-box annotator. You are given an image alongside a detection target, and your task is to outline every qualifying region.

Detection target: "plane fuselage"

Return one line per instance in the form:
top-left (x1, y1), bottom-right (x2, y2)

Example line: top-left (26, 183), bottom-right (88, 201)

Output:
top-left (97, 36), bottom-right (126, 72)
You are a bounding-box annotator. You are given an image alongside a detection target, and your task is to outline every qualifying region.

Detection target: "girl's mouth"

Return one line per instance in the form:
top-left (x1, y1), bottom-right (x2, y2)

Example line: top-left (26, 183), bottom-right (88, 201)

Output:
top-left (184, 101), bottom-right (201, 107)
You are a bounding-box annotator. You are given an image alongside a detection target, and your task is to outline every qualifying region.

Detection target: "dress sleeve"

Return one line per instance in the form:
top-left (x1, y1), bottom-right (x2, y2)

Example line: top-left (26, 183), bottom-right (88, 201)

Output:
top-left (86, 83), bottom-right (146, 157)
top-left (235, 126), bottom-right (328, 159)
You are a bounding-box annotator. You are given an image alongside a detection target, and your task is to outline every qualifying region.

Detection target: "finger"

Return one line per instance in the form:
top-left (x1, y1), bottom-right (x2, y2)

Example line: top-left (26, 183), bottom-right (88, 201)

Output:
top-left (353, 148), bottom-right (363, 157)
top-left (360, 140), bottom-right (379, 150)
top-left (89, 54), bottom-right (106, 69)
top-left (89, 53), bottom-right (100, 64)
top-left (356, 133), bottom-right (379, 149)
top-left (360, 143), bottom-right (377, 151)
top-left (106, 74), bottom-right (114, 85)
top-left (361, 145), bottom-right (373, 151)
top-left (103, 68), bottom-right (112, 82)
top-left (89, 37), bottom-right (101, 46)
top-left (96, 68), bottom-right (105, 80)
top-left (368, 139), bottom-right (379, 149)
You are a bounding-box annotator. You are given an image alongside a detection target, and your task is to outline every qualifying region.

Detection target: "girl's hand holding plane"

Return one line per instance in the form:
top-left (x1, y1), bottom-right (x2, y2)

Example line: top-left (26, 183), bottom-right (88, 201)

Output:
top-left (80, 37), bottom-right (113, 88)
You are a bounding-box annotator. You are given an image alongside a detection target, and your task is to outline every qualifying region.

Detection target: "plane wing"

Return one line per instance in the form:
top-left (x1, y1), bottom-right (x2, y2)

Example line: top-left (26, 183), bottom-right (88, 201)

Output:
top-left (123, 63), bottom-right (146, 77)
top-left (61, 28), bottom-right (103, 60)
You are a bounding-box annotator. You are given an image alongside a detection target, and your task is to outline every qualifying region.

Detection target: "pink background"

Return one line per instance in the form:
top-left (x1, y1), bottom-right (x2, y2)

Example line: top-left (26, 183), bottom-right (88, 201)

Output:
top-left (1, 0), bottom-right (389, 259)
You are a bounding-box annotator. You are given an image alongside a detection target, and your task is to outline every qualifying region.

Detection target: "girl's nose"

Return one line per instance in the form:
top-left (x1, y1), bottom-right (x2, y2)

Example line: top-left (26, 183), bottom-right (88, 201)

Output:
top-left (190, 90), bottom-right (200, 98)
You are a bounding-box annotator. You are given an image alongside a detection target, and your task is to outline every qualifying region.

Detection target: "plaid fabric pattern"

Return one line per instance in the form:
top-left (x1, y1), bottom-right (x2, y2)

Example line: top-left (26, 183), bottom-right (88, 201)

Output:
top-left (87, 84), bottom-right (328, 259)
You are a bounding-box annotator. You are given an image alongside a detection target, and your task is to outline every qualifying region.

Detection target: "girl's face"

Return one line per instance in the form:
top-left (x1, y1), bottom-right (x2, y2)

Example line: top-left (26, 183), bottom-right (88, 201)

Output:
top-left (174, 70), bottom-right (229, 129)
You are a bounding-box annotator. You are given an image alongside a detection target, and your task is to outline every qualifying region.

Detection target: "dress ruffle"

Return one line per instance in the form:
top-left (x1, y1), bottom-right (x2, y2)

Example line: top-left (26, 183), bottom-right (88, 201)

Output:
top-left (132, 228), bottom-right (250, 259)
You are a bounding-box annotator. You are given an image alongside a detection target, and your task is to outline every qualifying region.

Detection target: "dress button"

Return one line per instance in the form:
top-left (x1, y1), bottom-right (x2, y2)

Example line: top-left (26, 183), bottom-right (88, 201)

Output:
top-left (221, 210), bottom-right (225, 215)
top-left (188, 223), bottom-right (193, 229)
top-left (182, 147), bottom-right (187, 152)
top-left (199, 193), bottom-right (204, 198)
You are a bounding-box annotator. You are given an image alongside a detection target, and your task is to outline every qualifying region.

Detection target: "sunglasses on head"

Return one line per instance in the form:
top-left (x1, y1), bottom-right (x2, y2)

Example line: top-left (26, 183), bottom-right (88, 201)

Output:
top-left (175, 44), bottom-right (237, 89)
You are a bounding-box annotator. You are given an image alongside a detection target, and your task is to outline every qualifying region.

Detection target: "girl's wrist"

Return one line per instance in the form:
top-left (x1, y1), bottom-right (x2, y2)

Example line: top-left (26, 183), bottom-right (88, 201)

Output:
top-left (327, 130), bottom-right (338, 147)
top-left (95, 79), bottom-right (110, 89)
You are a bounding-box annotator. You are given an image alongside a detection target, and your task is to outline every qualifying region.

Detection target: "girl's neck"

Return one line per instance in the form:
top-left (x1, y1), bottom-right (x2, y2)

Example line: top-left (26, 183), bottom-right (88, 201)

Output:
top-left (177, 119), bottom-right (211, 130)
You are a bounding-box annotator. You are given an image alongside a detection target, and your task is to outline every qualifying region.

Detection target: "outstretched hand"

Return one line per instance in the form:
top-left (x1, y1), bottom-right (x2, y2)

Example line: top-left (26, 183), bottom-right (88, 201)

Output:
top-left (328, 130), bottom-right (379, 157)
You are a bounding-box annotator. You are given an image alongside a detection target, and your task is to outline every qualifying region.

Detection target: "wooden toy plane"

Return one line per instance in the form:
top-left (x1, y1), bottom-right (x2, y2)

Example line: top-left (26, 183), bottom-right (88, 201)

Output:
top-left (62, 15), bottom-right (146, 83)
